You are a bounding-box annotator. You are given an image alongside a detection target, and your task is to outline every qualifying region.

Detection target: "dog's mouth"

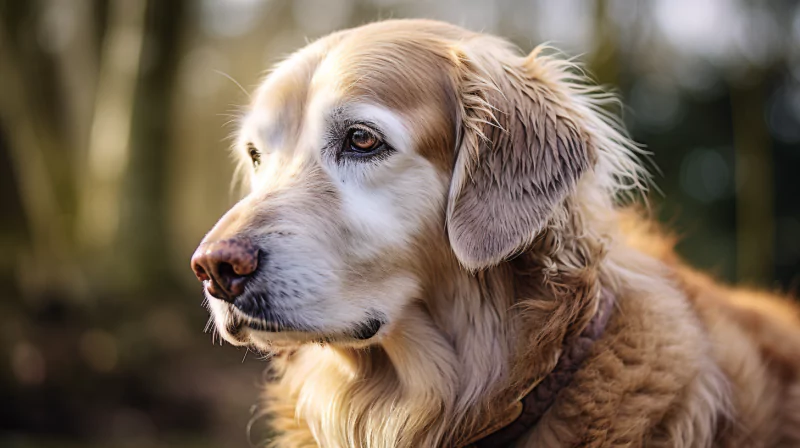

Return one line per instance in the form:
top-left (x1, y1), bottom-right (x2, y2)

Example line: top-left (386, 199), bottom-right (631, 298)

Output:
top-left (219, 304), bottom-right (385, 347)
top-left (245, 317), bottom-right (383, 340)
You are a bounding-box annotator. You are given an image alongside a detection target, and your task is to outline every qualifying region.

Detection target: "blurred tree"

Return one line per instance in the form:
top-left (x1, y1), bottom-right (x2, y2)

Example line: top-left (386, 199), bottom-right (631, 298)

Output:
top-left (732, 79), bottom-right (774, 285)
top-left (77, 0), bottom-right (147, 267)
top-left (0, 1), bottom-right (83, 299)
top-left (123, 0), bottom-right (187, 288)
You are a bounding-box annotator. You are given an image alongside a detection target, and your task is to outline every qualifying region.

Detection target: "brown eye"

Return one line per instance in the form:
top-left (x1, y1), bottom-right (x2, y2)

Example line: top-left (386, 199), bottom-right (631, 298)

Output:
top-left (247, 144), bottom-right (261, 167)
top-left (348, 128), bottom-right (381, 153)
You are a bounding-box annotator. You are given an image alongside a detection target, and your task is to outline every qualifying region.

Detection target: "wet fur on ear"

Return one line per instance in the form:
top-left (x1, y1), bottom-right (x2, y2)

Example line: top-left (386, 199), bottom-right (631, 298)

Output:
top-left (446, 42), bottom-right (595, 271)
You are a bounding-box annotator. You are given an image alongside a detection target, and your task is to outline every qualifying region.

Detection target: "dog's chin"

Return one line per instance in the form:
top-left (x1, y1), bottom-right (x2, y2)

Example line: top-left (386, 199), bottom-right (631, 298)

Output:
top-left (214, 306), bottom-right (385, 350)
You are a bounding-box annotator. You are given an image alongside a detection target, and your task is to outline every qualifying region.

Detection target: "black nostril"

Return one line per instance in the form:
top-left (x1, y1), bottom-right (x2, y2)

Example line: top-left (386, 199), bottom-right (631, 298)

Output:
top-left (194, 264), bottom-right (208, 281)
top-left (213, 262), bottom-right (248, 303)
top-left (217, 262), bottom-right (238, 284)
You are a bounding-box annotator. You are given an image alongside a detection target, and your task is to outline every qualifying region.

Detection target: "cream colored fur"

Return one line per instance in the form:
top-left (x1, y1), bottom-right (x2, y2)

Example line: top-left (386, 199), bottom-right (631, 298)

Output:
top-left (197, 20), bottom-right (800, 447)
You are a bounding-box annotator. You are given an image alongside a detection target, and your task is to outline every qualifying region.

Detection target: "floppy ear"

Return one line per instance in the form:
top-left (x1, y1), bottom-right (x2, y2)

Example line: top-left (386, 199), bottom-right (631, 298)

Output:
top-left (446, 44), bottom-right (593, 271)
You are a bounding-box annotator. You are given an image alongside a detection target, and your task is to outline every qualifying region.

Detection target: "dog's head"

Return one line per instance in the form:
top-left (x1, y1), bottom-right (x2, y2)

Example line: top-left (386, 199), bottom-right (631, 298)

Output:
top-left (191, 20), bottom-right (640, 349)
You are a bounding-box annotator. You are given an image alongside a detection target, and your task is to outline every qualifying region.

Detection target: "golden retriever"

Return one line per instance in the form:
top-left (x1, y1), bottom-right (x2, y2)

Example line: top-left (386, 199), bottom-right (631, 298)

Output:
top-left (190, 19), bottom-right (800, 447)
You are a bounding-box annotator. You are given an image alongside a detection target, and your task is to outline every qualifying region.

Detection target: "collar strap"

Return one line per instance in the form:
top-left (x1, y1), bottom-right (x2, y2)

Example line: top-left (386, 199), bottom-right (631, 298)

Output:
top-left (464, 287), bottom-right (616, 448)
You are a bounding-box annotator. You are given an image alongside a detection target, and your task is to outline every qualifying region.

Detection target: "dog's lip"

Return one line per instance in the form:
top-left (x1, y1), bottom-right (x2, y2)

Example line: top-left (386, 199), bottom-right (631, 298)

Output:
top-left (227, 308), bottom-right (385, 343)
top-left (224, 307), bottom-right (291, 333)
top-left (244, 319), bottom-right (295, 333)
top-left (242, 318), bottom-right (383, 341)
top-left (218, 298), bottom-right (387, 344)
top-left (231, 305), bottom-right (304, 333)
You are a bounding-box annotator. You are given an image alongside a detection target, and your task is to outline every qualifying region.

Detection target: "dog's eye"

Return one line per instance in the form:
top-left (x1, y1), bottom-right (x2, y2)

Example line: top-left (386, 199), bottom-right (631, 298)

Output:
top-left (247, 144), bottom-right (261, 167)
top-left (346, 128), bottom-right (383, 154)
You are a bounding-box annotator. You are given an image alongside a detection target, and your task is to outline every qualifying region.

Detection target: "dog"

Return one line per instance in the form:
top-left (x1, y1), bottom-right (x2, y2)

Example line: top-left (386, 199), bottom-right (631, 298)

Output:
top-left (190, 19), bottom-right (800, 447)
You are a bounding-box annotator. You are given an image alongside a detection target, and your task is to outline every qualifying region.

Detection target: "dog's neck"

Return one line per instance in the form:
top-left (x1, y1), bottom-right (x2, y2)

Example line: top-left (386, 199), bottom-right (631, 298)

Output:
top-left (264, 204), bottom-right (611, 447)
top-left (410, 222), bottom-right (606, 446)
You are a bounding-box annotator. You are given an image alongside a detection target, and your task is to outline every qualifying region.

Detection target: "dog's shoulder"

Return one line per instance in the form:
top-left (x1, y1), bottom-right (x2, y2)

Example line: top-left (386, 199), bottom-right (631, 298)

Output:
top-left (612, 206), bottom-right (800, 446)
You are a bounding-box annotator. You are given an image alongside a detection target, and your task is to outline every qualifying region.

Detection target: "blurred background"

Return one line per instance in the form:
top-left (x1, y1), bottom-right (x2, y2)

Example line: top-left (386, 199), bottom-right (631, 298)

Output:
top-left (1, 0), bottom-right (799, 447)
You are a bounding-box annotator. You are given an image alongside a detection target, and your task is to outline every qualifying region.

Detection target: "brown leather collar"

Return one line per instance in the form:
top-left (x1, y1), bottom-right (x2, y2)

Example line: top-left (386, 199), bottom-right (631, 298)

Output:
top-left (462, 287), bottom-right (616, 447)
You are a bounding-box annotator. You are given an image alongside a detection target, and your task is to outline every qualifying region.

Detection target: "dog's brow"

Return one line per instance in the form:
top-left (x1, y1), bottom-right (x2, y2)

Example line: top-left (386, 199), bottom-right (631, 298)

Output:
top-left (240, 112), bottom-right (286, 156)
top-left (329, 105), bottom-right (346, 120)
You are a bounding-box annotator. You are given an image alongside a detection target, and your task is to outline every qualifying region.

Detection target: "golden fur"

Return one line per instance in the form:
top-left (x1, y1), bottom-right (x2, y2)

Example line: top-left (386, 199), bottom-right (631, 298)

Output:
top-left (197, 20), bottom-right (800, 447)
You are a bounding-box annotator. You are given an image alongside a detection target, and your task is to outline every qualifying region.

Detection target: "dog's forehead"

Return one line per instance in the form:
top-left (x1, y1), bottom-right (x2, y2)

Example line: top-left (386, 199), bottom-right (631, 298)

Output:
top-left (242, 36), bottom-right (336, 151)
top-left (317, 34), bottom-right (457, 107)
top-left (243, 23), bottom-right (461, 168)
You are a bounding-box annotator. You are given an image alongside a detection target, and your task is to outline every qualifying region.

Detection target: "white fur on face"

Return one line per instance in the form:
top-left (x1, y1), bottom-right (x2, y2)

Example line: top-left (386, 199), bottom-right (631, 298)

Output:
top-left (314, 100), bottom-right (446, 257)
top-left (208, 80), bottom-right (449, 349)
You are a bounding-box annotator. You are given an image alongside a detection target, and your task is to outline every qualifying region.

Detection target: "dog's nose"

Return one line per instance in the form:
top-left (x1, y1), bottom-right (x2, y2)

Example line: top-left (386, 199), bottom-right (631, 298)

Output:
top-left (191, 238), bottom-right (259, 302)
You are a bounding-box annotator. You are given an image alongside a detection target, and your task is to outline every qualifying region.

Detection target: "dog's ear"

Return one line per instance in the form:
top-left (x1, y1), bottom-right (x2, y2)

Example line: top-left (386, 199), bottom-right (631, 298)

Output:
top-left (446, 44), bottom-right (593, 271)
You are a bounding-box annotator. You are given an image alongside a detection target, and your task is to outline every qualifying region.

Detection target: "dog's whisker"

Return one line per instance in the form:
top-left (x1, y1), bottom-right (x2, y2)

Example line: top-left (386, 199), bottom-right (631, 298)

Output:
top-left (214, 69), bottom-right (251, 99)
